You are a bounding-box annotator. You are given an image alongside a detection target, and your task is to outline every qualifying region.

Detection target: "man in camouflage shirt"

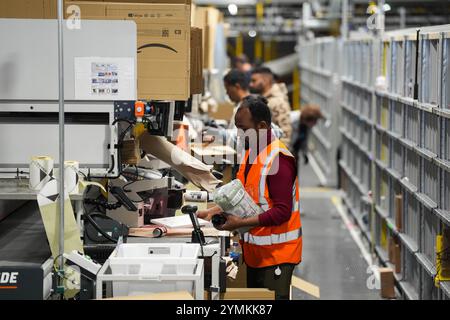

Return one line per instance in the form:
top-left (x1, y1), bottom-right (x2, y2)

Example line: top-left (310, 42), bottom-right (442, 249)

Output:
top-left (249, 67), bottom-right (293, 146)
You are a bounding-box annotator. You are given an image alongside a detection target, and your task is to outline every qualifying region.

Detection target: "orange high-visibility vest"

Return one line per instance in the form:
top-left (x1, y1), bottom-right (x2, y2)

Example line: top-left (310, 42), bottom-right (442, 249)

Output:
top-left (237, 138), bottom-right (302, 268)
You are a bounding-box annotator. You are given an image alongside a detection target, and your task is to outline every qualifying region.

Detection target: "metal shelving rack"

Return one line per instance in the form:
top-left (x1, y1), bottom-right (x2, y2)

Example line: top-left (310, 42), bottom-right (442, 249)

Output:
top-left (341, 26), bottom-right (450, 299)
top-left (298, 37), bottom-right (341, 187)
top-left (337, 25), bottom-right (450, 300)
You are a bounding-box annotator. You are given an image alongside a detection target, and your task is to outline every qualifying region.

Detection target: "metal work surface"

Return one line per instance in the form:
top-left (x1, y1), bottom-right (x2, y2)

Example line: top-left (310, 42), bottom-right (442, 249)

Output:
top-left (0, 178), bottom-right (82, 200)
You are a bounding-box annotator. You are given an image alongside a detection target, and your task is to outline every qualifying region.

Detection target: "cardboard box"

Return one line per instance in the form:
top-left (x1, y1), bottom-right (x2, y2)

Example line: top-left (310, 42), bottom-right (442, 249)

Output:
top-left (190, 27), bottom-right (203, 94)
top-left (193, 6), bottom-right (222, 70)
top-left (379, 268), bottom-right (396, 299)
top-left (227, 256), bottom-right (247, 289)
top-left (204, 288), bottom-right (274, 300)
top-left (74, 0), bottom-right (192, 3)
top-left (0, 1), bottom-right (192, 101)
top-left (65, 1), bottom-right (192, 101)
top-left (0, 0), bottom-right (46, 18)
top-left (395, 195), bottom-right (402, 232)
top-left (220, 288), bottom-right (275, 300)
top-left (388, 236), bottom-right (401, 274)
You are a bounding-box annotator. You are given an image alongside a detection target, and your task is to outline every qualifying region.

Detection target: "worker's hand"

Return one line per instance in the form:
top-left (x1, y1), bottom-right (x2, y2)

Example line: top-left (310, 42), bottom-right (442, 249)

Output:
top-left (196, 209), bottom-right (219, 221)
top-left (216, 214), bottom-right (245, 231)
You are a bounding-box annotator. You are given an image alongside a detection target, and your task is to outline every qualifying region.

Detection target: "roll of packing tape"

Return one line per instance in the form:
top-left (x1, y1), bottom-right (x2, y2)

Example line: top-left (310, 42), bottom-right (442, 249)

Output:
top-left (184, 190), bottom-right (208, 202)
top-left (64, 161), bottom-right (80, 194)
top-left (29, 156), bottom-right (54, 191)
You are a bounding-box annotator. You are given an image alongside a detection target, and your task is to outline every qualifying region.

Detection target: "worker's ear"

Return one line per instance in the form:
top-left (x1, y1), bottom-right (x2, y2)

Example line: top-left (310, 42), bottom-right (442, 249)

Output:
top-left (257, 121), bottom-right (269, 130)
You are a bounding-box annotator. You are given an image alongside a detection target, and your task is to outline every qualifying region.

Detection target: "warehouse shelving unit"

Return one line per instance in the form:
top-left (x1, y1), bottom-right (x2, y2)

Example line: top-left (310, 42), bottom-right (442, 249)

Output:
top-left (298, 37), bottom-right (341, 187)
top-left (337, 25), bottom-right (450, 300)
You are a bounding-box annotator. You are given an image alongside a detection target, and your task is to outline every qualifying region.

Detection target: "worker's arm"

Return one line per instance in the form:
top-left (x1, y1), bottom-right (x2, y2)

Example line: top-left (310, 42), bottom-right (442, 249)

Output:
top-left (218, 154), bottom-right (296, 231)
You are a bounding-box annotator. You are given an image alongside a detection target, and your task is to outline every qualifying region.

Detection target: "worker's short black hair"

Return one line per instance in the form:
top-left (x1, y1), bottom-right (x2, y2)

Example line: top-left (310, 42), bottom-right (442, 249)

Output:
top-left (234, 54), bottom-right (249, 64)
top-left (239, 95), bottom-right (272, 126)
top-left (223, 69), bottom-right (250, 90)
top-left (251, 66), bottom-right (274, 78)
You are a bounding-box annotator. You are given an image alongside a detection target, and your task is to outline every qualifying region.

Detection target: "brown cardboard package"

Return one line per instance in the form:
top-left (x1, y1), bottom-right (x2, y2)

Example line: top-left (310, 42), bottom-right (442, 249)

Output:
top-left (0, 0), bottom-right (192, 101)
top-left (192, 6), bottom-right (222, 70)
top-left (0, 0), bottom-right (191, 19)
top-left (204, 288), bottom-right (274, 300)
top-left (220, 288), bottom-right (275, 300)
top-left (388, 236), bottom-right (401, 274)
top-left (65, 1), bottom-right (192, 101)
top-left (190, 27), bottom-right (203, 94)
top-left (379, 268), bottom-right (396, 299)
top-left (395, 194), bottom-right (402, 232)
top-left (0, 0), bottom-right (47, 18)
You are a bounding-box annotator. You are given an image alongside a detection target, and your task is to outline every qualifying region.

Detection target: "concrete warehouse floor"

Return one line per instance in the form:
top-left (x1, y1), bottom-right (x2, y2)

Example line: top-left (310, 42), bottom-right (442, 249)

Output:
top-left (291, 163), bottom-right (380, 300)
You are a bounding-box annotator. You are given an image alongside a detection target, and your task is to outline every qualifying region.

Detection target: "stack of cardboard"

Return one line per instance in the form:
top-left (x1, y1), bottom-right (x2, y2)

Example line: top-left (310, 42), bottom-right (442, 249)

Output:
top-left (1, 0), bottom-right (203, 101)
top-left (0, 0), bottom-right (56, 18)
top-left (190, 27), bottom-right (203, 94)
top-left (192, 6), bottom-right (222, 70)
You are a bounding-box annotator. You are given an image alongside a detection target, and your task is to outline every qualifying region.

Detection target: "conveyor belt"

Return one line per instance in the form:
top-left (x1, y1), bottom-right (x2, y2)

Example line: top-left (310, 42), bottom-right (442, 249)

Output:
top-left (0, 201), bottom-right (51, 266)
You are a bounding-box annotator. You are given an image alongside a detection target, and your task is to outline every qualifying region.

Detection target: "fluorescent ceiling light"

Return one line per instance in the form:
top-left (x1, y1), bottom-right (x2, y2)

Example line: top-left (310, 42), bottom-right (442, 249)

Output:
top-left (228, 4), bottom-right (238, 15)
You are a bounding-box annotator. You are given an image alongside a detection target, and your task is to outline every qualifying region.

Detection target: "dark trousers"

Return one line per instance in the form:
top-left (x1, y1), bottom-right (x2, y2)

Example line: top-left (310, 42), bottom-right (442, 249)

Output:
top-left (246, 263), bottom-right (296, 300)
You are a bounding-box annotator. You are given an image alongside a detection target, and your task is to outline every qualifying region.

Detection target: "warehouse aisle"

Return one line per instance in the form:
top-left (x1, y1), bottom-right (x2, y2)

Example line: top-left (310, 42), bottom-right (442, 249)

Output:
top-left (292, 164), bottom-right (380, 300)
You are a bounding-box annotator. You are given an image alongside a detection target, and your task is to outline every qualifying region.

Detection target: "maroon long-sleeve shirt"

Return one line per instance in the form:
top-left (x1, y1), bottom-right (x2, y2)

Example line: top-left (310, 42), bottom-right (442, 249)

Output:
top-left (244, 131), bottom-right (297, 227)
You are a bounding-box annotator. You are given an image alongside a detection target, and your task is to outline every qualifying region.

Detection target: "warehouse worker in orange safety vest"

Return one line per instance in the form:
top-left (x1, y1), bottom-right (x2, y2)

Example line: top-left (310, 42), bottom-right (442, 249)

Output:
top-left (197, 96), bottom-right (302, 300)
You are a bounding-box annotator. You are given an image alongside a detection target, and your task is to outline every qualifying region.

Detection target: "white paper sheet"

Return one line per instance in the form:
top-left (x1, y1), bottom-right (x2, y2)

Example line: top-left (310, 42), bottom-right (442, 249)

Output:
top-left (74, 57), bottom-right (136, 100)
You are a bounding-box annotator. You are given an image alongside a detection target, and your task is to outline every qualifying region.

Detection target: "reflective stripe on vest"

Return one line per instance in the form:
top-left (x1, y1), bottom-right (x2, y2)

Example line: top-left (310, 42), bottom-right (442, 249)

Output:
top-left (258, 147), bottom-right (299, 212)
top-left (292, 183), bottom-right (299, 212)
top-left (258, 147), bottom-right (288, 210)
top-left (243, 227), bottom-right (302, 246)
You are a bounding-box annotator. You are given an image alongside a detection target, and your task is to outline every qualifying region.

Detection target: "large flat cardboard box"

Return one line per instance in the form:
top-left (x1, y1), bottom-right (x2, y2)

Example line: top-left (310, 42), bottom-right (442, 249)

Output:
top-left (389, 236), bottom-right (401, 274)
top-left (2, 1), bottom-right (193, 101)
top-left (66, 1), bottom-right (192, 101)
top-left (1, 0), bottom-right (193, 19)
top-left (193, 6), bottom-right (222, 70)
top-left (220, 288), bottom-right (275, 300)
top-left (85, 0), bottom-right (191, 3)
top-left (204, 288), bottom-right (274, 300)
top-left (0, 0), bottom-right (47, 18)
top-left (379, 268), bottom-right (396, 299)
top-left (190, 27), bottom-right (203, 94)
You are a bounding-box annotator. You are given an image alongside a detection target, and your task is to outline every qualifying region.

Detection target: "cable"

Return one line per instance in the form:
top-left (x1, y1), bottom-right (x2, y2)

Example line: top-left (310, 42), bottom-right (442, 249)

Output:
top-left (82, 186), bottom-right (119, 243)
top-left (84, 211), bottom-right (118, 244)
